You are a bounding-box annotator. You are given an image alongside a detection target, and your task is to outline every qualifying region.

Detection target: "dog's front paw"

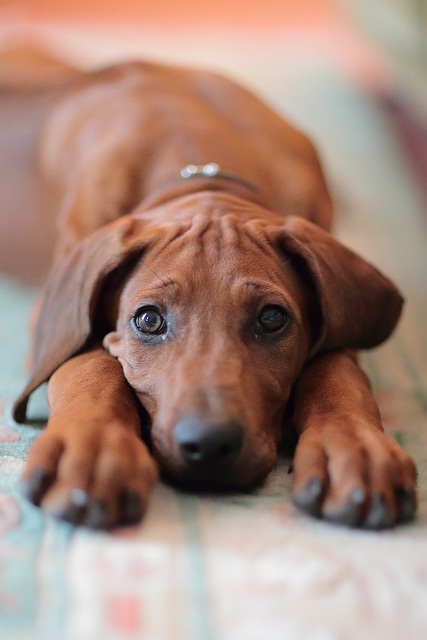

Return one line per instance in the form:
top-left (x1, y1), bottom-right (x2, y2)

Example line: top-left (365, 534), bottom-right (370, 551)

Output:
top-left (291, 424), bottom-right (417, 529)
top-left (19, 425), bottom-right (158, 529)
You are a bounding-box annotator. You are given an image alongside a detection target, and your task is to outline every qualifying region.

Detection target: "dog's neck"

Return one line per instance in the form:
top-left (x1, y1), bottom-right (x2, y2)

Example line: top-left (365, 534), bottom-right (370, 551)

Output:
top-left (140, 163), bottom-right (273, 212)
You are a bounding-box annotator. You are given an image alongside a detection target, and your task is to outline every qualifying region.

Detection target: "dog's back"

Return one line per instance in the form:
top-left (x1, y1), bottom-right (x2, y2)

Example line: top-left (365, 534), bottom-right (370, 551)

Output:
top-left (40, 60), bottom-right (333, 246)
top-left (0, 46), bottom-right (81, 283)
top-left (0, 50), bottom-right (333, 276)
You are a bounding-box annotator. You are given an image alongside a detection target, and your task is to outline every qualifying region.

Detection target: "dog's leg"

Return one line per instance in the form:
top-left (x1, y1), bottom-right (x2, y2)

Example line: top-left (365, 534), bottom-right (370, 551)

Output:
top-left (291, 349), bottom-right (417, 528)
top-left (20, 348), bottom-right (157, 529)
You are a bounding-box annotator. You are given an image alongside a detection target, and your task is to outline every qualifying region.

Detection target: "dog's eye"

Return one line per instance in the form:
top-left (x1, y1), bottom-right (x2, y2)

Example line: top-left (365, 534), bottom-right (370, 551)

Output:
top-left (134, 306), bottom-right (166, 335)
top-left (256, 305), bottom-right (288, 334)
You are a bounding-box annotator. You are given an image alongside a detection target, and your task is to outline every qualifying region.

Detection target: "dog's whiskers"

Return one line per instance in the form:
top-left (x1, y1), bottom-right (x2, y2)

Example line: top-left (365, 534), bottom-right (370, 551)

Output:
top-left (268, 256), bottom-right (293, 280)
top-left (142, 264), bottom-right (175, 303)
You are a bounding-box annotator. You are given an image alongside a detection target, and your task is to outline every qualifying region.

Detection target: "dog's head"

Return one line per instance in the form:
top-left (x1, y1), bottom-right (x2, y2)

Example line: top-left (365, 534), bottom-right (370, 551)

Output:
top-left (14, 193), bottom-right (403, 489)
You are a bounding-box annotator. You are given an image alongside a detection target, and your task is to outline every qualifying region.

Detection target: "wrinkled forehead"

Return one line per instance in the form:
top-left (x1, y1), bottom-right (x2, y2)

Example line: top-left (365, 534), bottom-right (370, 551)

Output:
top-left (122, 214), bottom-right (305, 309)
top-left (149, 216), bottom-right (277, 273)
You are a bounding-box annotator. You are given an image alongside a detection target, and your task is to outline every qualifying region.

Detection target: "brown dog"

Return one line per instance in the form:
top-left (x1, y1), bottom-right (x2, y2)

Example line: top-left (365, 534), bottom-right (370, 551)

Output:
top-left (8, 56), bottom-right (416, 529)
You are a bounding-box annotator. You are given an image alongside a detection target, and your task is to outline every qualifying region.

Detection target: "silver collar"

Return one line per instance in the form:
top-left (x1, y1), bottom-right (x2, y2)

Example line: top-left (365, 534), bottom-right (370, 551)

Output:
top-left (180, 162), bottom-right (261, 195)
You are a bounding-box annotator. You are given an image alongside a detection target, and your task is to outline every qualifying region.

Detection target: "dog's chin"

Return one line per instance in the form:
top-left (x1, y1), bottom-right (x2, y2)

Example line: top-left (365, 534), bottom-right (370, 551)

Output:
top-left (158, 459), bottom-right (273, 494)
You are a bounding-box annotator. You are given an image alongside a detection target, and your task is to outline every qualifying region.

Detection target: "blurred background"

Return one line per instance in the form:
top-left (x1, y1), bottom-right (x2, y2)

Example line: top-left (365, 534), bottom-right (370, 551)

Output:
top-left (0, 0), bottom-right (426, 112)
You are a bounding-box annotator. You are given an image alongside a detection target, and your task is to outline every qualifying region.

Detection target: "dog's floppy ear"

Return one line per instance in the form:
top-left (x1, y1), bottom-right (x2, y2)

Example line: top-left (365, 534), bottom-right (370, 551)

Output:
top-left (13, 215), bottom-right (156, 423)
top-left (274, 216), bottom-right (404, 356)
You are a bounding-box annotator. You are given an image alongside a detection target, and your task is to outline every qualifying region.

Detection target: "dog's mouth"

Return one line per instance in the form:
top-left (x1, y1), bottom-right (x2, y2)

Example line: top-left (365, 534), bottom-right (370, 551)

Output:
top-left (159, 461), bottom-right (270, 493)
top-left (154, 438), bottom-right (275, 493)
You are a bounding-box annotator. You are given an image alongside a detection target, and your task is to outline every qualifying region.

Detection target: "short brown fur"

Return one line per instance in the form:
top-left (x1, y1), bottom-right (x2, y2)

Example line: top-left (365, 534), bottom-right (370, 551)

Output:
top-left (4, 52), bottom-right (415, 529)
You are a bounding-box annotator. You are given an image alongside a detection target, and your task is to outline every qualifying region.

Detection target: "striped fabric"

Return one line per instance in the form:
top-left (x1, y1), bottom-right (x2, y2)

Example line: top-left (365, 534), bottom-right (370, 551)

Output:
top-left (1, 50), bottom-right (427, 640)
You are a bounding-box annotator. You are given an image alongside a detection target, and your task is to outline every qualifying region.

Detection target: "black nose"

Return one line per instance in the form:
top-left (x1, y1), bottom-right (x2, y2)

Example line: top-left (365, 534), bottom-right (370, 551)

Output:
top-left (174, 417), bottom-right (244, 466)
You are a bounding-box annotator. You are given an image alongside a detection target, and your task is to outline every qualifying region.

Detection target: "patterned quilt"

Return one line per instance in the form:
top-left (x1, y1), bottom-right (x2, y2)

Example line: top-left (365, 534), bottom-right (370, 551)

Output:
top-left (1, 33), bottom-right (427, 640)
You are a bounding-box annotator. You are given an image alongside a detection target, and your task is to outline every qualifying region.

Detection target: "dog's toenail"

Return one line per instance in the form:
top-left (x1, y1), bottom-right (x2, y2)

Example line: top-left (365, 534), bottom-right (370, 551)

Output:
top-left (396, 485), bottom-right (416, 523)
top-left (305, 476), bottom-right (323, 497)
top-left (324, 502), bottom-right (361, 528)
top-left (293, 476), bottom-right (324, 517)
top-left (399, 484), bottom-right (415, 500)
top-left (84, 500), bottom-right (109, 530)
top-left (70, 488), bottom-right (89, 507)
top-left (350, 488), bottom-right (366, 505)
top-left (20, 467), bottom-right (51, 505)
top-left (364, 492), bottom-right (393, 530)
top-left (122, 490), bottom-right (144, 525)
top-left (56, 503), bottom-right (84, 526)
